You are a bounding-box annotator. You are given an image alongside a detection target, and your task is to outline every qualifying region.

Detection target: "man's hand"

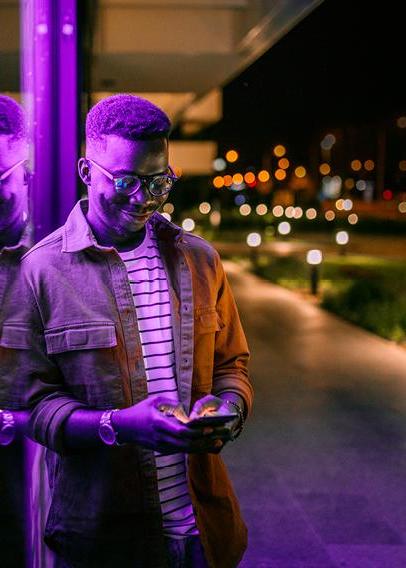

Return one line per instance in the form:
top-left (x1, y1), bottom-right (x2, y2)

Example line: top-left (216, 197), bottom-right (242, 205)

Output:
top-left (189, 394), bottom-right (242, 453)
top-left (113, 396), bottom-right (228, 454)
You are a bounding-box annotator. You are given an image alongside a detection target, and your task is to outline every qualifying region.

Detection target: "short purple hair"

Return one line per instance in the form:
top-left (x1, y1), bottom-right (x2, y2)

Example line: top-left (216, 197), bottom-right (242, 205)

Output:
top-left (0, 95), bottom-right (26, 141)
top-left (86, 94), bottom-right (171, 144)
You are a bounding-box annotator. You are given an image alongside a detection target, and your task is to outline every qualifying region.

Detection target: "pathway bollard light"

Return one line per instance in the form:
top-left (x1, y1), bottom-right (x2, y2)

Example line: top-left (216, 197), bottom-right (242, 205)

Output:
top-left (247, 232), bottom-right (262, 268)
top-left (306, 249), bottom-right (323, 295)
top-left (336, 230), bottom-right (349, 255)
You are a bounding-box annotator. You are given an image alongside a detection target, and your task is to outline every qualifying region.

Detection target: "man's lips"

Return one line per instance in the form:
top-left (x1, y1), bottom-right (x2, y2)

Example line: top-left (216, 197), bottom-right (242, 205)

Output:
top-left (121, 209), bottom-right (153, 218)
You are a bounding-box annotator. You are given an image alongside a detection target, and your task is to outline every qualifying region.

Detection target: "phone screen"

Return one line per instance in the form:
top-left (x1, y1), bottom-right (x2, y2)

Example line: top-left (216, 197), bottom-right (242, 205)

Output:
top-left (187, 412), bottom-right (238, 428)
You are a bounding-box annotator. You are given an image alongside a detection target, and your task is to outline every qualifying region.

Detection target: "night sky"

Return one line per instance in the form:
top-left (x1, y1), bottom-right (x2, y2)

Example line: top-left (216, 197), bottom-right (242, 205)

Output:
top-left (205, 0), bottom-right (405, 168)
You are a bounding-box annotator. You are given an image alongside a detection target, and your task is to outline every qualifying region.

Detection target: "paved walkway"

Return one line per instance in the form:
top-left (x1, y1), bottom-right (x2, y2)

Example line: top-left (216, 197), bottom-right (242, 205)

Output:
top-left (222, 261), bottom-right (406, 568)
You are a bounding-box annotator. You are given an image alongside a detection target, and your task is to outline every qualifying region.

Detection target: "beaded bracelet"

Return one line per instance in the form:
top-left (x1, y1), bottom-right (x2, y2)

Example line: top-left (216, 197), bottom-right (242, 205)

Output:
top-left (224, 400), bottom-right (245, 440)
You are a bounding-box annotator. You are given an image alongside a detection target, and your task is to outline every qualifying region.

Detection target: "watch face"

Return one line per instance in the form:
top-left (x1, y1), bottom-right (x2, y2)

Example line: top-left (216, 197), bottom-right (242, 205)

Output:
top-left (99, 424), bottom-right (116, 445)
top-left (0, 424), bottom-right (15, 446)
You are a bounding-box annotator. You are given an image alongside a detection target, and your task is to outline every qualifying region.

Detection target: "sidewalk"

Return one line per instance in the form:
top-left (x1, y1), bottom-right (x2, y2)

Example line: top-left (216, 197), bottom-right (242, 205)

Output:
top-left (222, 261), bottom-right (406, 568)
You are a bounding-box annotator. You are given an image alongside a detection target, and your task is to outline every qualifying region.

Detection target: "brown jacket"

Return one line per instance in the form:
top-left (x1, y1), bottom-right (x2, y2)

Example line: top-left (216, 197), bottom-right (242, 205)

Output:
top-left (4, 200), bottom-right (253, 567)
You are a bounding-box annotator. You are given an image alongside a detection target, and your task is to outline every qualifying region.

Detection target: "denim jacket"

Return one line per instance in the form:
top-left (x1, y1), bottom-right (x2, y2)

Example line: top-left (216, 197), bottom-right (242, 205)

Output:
top-left (6, 200), bottom-right (253, 567)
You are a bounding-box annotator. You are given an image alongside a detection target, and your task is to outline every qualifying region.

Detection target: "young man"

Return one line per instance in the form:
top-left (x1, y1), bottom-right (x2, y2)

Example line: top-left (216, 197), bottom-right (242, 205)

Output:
top-left (20, 94), bottom-right (253, 567)
top-left (0, 94), bottom-right (32, 567)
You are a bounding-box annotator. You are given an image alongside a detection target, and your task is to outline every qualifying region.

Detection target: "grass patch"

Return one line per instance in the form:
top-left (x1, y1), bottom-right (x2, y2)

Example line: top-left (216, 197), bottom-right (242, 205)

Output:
top-left (251, 254), bottom-right (406, 342)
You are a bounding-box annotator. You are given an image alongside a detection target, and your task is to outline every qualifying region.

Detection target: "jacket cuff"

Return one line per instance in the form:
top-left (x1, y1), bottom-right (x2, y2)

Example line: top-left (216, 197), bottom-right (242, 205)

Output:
top-left (30, 396), bottom-right (87, 453)
top-left (211, 379), bottom-right (254, 419)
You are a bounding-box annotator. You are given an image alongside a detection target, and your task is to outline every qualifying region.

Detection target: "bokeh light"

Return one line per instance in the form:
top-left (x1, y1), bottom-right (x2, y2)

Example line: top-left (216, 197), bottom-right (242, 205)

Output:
top-left (163, 203), bottom-right (174, 214)
top-left (246, 232), bottom-right (262, 247)
top-left (344, 178), bottom-right (355, 190)
top-left (336, 230), bottom-right (349, 245)
top-left (306, 249), bottom-right (323, 265)
top-left (325, 210), bottom-right (335, 221)
top-left (239, 204), bottom-right (252, 216)
top-left (351, 159), bottom-right (362, 171)
top-left (399, 160), bottom-right (406, 172)
top-left (199, 202), bottom-right (211, 214)
top-left (182, 218), bottom-right (195, 232)
top-left (319, 163), bottom-right (331, 175)
top-left (234, 194), bottom-right (246, 206)
top-left (295, 166), bottom-right (306, 178)
top-left (348, 213), bottom-right (359, 225)
top-left (161, 212), bottom-right (171, 222)
top-left (364, 159), bottom-right (375, 171)
top-left (343, 199), bottom-right (353, 211)
top-left (285, 206), bottom-right (295, 218)
top-left (277, 221), bottom-right (291, 235)
top-left (273, 145), bottom-right (286, 157)
top-left (306, 208), bottom-right (317, 220)
top-left (223, 175), bottom-right (233, 187)
top-left (275, 169), bottom-right (286, 181)
top-left (233, 173), bottom-right (244, 185)
top-left (398, 202), bottom-right (406, 213)
top-left (278, 158), bottom-right (290, 170)
top-left (272, 205), bottom-right (284, 217)
top-left (213, 158), bottom-right (227, 171)
top-left (256, 204), bottom-right (268, 215)
top-left (209, 211), bottom-right (221, 226)
top-left (244, 172), bottom-right (256, 184)
top-left (226, 150), bottom-right (239, 163)
top-left (213, 176), bottom-right (224, 189)
top-left (335, 199), bottom-right (344, 211)
top-left (321, 134), bottom-right (336, 150)
top-left (356, 180), bottom-right (367, 191)
top-left (293, 207), bottom-right (303, 219)
top-left (383, 189), bottom-right (393, 201)
top-left (258, 170), bottom-right (270, 182)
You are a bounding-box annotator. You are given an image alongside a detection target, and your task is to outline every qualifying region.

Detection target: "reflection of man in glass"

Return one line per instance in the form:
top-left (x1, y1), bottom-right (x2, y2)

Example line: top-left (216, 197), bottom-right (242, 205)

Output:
top-left (0, 94), bottom-right (31, 568)
top-left (21, 94), bottom-right (253, 567)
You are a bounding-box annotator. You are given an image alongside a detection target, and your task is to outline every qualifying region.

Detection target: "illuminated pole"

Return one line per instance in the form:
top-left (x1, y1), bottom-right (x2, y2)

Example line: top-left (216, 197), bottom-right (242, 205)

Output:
top-left (21, 0), bottom-right (79, 241)
top-left (306, 249), bottom-right (323, 295)
top-left (335, 230), bottom-right (349, 256)
top-left (247, 232), bottom-right (261, 268)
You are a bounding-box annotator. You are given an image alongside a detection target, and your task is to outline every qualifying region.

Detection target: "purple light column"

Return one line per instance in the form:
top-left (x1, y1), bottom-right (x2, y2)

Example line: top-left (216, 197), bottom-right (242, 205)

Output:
top-left (20, 2), bottom-right (79, 565)
top-left (21, 0), bottom-right (78, 241)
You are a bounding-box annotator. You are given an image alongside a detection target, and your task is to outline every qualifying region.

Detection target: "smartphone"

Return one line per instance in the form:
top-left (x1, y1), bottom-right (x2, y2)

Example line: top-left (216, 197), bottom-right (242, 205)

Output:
top-left (187, 411), bottom-right (238, 428)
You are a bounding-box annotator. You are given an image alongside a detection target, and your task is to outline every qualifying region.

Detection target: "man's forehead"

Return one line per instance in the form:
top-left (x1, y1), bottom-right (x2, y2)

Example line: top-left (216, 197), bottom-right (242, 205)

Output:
top-left (89, 134), bottom-right (169, 174)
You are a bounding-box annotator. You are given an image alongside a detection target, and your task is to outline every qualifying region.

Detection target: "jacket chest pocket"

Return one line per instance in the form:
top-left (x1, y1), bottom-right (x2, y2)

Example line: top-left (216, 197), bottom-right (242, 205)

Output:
top-left (193, 308), bottom-right (222, 390)
top-left (44, 322), bottom-right (121, 406)
top-left (194, 308), bottom-right (222, 335)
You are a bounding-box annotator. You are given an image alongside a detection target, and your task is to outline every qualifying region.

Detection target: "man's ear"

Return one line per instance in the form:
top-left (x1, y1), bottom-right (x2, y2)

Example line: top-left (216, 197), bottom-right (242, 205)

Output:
top-left (78, 158), bottom-right (91, 185)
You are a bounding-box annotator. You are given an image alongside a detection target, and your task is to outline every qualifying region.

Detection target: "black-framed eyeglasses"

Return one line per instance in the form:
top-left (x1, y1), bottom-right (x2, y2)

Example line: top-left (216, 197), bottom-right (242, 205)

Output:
top-left (0, 159), bottom-right (27, 185)
top-left (86, 158), bottom-right (178, 198)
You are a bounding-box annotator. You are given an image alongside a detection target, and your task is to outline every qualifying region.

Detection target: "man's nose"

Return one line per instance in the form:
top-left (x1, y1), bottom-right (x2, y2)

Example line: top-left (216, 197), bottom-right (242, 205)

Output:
top-left (129, 185), bottom-right (155, 207)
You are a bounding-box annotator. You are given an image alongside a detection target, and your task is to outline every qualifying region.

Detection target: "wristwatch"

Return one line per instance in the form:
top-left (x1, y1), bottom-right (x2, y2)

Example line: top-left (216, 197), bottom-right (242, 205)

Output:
top-left (0, 409), bottom-right (16, 446)
top-left (98, 409), bottom-right (120, 446)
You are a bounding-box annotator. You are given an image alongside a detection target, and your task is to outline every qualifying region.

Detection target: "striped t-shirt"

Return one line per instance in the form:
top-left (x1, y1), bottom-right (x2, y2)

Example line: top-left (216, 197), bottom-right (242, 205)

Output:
top-left (118, 222), bottom-right (198, 539)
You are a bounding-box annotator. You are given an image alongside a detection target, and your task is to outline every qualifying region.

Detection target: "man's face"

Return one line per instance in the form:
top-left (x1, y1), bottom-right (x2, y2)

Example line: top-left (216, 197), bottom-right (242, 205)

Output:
top-left (86, 135), bottom-right (170, 239)
top-left (0, 136), bottom-right (28, 233)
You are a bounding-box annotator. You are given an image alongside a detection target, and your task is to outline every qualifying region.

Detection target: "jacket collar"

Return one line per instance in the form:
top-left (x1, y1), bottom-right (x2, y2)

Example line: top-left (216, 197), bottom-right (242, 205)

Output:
top-left (62, 199), bottom-right (183, 253)
top-left (0, 221), bottom-right (33, 256)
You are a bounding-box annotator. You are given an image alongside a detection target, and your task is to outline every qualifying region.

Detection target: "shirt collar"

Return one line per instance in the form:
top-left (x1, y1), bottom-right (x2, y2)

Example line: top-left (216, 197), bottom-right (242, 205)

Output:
top-left (62, 198), bottom-right (183, 253)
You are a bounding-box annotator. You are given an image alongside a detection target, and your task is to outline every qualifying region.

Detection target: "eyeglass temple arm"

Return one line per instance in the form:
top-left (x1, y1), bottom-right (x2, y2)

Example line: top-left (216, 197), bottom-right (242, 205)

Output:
top-left (87, 159), bottom-right (115, 181)
top-left (0, 159), bottom-right (27, 181)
